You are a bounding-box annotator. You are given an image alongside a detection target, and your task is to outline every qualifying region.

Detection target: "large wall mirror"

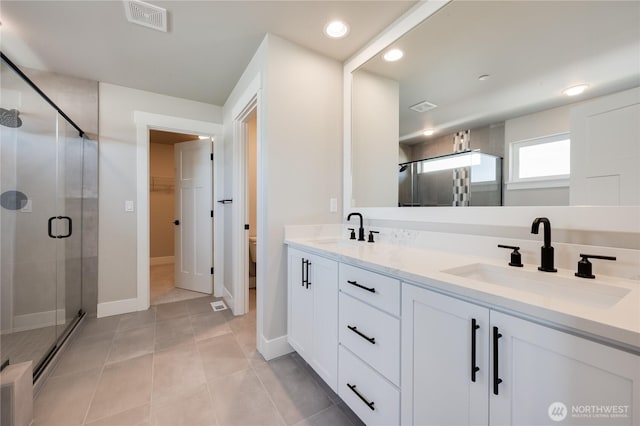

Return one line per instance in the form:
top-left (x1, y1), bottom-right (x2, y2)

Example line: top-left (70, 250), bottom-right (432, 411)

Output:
top-left (349, 0), bottom-right (640, 209)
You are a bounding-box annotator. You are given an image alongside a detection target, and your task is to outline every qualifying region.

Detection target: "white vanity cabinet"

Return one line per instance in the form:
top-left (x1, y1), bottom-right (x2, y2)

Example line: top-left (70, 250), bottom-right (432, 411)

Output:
top-left (337, 264), bottom-right (401, 425)
top-left (402, 282), bottom-right (640, 426)
top-left (401, 284), bottom-right (490, 426)
top-left (287, 248), bottom-right (339, 391)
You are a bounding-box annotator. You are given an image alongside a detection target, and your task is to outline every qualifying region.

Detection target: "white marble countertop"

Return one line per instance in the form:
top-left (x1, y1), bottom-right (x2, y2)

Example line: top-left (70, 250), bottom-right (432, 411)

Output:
top-left (285, 237), bottom-right (640, 352)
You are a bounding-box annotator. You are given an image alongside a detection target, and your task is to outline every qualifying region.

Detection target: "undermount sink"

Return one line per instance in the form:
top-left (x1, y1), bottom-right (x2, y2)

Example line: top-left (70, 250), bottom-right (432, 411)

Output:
top-left (442, 263), bottom-right (630, 308)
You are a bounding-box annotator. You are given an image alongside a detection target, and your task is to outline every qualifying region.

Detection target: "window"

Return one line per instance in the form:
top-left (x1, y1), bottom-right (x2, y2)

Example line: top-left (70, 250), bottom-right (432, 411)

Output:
top-left (510, 133), bottom-right (570, 186)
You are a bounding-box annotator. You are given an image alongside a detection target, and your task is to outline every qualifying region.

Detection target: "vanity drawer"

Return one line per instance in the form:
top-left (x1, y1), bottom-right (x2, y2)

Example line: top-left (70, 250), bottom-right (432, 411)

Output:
top-left (338, 345), bottom-right (400, 426)
top-left (339, 263), bottom-right (400, 316)
top-left (339, 292), bottom-right (400, 385)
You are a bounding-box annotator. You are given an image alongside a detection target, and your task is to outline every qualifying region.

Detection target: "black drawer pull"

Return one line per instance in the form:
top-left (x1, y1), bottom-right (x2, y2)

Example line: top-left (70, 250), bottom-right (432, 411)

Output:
top-left (471, 318), bottom-right (480, 382)
top-left (346, 280), bottom-right (376, 293)
top-left (347, 383), bottom-right (375, 411)
top-left (347, 325), bottom-right (375, 344)
top-left (493, 326), bottom-right (503, 395)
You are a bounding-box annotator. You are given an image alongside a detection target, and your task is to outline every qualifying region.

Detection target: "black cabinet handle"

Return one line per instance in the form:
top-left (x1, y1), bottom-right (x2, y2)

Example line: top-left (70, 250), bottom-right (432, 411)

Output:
top-left (347, 325), bottom-right (376, 344)
top-left (305, 260), bottom-right (311, 288)
top-left (301, 259), bottom-right (306, 287)
top-left (346, 280), bottom-right (376, 293)
top-left (471, 318), bottom-right (480, 382)
top-left (493, 326), bottom-right (503, 395)
top-left (347, 383), bottom-right (375, 411)
top-left (58, 216), bottom-right (72, 238)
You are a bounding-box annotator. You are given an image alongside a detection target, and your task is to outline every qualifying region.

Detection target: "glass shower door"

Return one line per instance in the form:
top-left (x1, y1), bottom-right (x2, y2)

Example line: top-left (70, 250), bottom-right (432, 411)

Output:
top-left (0, 63), bottom-right (60, 369)
top-left (55, 117), bottom-right (84, 343)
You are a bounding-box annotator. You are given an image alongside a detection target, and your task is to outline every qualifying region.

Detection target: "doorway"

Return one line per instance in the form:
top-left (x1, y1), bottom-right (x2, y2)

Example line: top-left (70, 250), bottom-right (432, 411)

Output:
top-left (149, 130), bottom-right (213, 305)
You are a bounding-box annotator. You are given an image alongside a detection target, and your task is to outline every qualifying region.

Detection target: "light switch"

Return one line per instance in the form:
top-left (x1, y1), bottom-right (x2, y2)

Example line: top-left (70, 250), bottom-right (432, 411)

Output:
top-left (125, 200), bottom-right (135, 212)
top-left (329, 198), bottom-right (338, 213)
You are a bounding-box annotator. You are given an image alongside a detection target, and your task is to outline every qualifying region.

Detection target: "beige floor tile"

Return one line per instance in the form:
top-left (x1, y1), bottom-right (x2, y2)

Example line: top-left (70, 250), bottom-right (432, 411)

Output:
top-left (190, 311), bottom-right (231, 342)
top-left (50, 338), bottom-right (111, 378)
top-left (154, 316), bottom-right (194, 352)
top-left (85, 405), bottom-right (150, 426)
top-left (197, 334), bottom-right (250, 382)
top-left (155, 300), bottom-right (189, 321)
top-left (34, 367), bottom-right (101, 426)
top-left (117, 309), bottom-right (156, 332)
top-left (80, 316), bottom-right (121, 336)
top-left (253, 355), bottom-right (333, 425)
top-left (185, 297), bottom-right (216, 315)
top-left (106, 324), bottom-right (155, 364)
top-left (209, 369), bottom-right (284, 426)
top-left (70, 329), bottom-right (115, 349)
top-left (152, 342), bottom-right (206, 406)
top-left (293, 405), bottom-right (355, 426)
top-left (150, 384), bottom-right (217, 426)
top-left (86, 354), bottom-right (153, 422)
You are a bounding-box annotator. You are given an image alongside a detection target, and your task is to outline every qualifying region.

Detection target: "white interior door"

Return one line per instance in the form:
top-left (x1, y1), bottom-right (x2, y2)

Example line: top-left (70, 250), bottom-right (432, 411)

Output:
top-left (174, 139), bottom-right (212, 294)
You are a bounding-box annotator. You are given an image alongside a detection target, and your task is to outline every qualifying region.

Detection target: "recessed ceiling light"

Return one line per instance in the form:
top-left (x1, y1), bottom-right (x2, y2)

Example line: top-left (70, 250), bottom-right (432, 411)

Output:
top-left (324, 21), bottom-right (349, 38)
top-left (478, 74), bottom-right (490, 81)
top-left (383, 49), bottom-right (403, 62)
top-left (423, 129), bottom-right (435, 136)
top-left (198, 135), bottom-right (210, 140)
top-left (562, 84), bottom-right (589, 96)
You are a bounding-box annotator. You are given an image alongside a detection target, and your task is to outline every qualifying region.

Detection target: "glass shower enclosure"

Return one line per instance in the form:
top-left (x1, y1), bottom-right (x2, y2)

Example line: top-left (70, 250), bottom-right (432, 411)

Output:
top-left (399, 151), bottom-right (503, 207)
top-left (0, 53), bottom-right (97, 381)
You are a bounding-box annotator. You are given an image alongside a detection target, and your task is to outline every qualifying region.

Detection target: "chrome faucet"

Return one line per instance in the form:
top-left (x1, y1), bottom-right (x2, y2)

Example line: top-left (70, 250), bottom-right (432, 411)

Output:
top-left (531, 217), bottom-right (557, 272)
top-left (347, 212), bottom-right (366, 241)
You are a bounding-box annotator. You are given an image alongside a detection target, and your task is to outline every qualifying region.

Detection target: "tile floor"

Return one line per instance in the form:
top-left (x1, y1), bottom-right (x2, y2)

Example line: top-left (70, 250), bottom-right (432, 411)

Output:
top-left (34, 290), bottom-right (363, 426)
top-left (150, 264), bottom-right (209, 305)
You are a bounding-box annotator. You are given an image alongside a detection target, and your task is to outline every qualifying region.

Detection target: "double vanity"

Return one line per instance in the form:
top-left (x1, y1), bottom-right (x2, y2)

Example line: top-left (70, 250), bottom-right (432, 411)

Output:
top-left (285, 225), bottom-right (639, 426)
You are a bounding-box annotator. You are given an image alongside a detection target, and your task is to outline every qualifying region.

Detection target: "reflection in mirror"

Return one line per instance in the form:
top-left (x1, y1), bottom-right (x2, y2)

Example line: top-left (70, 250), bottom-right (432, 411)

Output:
top-left (351, 0), bottom-right (640, 208)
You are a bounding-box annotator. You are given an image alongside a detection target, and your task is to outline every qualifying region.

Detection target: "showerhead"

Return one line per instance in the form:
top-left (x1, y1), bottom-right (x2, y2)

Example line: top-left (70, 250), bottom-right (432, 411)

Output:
top-left (399, 164), bottom-right (408, 172)
top-left (0, 108), bottom-right (22, 128)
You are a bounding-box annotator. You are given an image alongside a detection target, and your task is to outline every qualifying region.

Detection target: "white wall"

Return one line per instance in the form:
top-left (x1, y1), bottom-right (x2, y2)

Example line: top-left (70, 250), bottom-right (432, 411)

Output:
top-left (98, 83), bottom-right (222, 304)
top-left (222, 34), bottom-right (343, 344)
top-left (504, 103), bottom-right (572, 206)
top-left (351, 70), bottom-right (399, 207)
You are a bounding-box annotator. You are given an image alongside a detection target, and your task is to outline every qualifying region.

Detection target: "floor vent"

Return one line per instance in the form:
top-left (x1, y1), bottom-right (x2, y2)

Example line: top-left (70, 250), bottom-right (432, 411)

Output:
top-left (123, 0), bottom-right (167, 32)
top-left (409, 100), bottom-right (438, 113)
top-left (210, 300), bottom-right (228, 312)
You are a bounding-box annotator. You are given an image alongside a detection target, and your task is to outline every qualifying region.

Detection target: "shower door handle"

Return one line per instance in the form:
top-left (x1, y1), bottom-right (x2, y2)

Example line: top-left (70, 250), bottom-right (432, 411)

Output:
top-left (58, 216), bottom-right (72, 238)
top-left (48, 216), bottom-right (72, 238)
top-left (48, 216), bottom-right (56, 238)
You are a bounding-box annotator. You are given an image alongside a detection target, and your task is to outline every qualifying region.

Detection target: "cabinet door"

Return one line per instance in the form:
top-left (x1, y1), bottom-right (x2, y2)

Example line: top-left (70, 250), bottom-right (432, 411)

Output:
top-left (287, 248), bottom-right (313, 359)
top-left (310, 254), bottom-right (339, 391)
top-left (490, 311), bottom-right (640, 426)
top-left (402, 283), bottom-right (490, 426)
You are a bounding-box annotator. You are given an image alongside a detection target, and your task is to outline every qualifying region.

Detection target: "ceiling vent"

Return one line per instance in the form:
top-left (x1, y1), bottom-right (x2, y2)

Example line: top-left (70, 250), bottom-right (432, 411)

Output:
top-left (124, 0), bottom-right (167, 32)
top-left (409, 100), bottom-right (438, 113)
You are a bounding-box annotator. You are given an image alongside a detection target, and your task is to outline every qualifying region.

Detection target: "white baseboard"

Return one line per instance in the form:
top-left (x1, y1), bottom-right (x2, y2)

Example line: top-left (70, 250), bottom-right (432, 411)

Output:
top-left (259, 334), bottom-right (293, 361)
top-left (97, 297), bottom-right (140, 318)
top-left (3, 309), bottom-right (66, 334)
top-left (150, 256), bottom-right (174, 266)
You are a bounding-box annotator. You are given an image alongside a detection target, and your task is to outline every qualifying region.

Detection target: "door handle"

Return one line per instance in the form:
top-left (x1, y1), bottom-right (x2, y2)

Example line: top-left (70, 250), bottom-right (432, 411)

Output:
top-left (301, 258), bottom-right (306, 287)
top-left (347, 325), bottom-right (376, 344)
top-left (471, 318), bottom-right (480, 382)
top-left (493, 326), bottom-right (503, 395)
top-left (305, 260), bottom-right (311, 288)
top-left (173, 219), bottom-right (180, 225)
top-left (48, 216), bottom-right (56, 238)
top-left (58, 216), bottom-right (72, 238)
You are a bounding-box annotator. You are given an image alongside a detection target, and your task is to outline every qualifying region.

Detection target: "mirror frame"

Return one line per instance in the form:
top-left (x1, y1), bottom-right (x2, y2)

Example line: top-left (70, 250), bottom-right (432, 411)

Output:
top-left (342, 0), bottom-right (639, 234)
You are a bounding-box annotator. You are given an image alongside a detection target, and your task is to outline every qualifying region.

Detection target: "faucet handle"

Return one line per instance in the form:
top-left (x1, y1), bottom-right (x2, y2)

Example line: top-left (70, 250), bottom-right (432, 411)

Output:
top-left (347, 228), bottom-right (356, 240)
top-left (575, 254), bottom-right (616, 279)
top-left (498, 244), bottom-right (523, 267)
top-left (368, 230), bottom-right (380, 243)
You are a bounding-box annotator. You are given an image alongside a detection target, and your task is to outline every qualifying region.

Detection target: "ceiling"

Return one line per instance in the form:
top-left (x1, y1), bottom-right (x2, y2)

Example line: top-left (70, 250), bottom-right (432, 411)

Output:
top-left (358, 0), bottom-right (640, 144)
top-left (149, 129), bottom-right (199, 145)
top-left (0, 0), bottom-right (415, 106)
